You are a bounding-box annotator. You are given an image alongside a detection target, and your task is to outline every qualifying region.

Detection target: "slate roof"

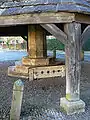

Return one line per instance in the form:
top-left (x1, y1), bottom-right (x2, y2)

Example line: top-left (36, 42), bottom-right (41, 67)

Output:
top-left (0, 0), bottom-right (89, 16)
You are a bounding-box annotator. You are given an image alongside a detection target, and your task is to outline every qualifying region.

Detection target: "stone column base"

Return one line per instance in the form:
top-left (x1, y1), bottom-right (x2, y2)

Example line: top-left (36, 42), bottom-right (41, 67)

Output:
top-left (60, 97), bottom-right (85, 115)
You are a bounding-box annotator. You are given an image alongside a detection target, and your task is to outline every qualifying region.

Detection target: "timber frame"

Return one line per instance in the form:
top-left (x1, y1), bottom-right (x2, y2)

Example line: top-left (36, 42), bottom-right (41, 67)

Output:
top-left (0, 0), bottom-right (90, 116)
top-left (6, 10), bottom-right (90, 115)
top-left (0, 12), bottom-right (89, 26)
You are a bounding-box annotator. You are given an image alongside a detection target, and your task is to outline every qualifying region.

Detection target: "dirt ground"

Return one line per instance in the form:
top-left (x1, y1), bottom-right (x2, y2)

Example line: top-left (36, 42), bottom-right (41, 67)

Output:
top-left (0, 61), bottom-right (90, 120)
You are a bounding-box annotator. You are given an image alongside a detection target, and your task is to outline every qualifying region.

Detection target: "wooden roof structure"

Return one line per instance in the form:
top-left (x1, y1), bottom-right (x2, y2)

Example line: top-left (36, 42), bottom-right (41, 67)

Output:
top-left (0, 0), bottom-right (89, 26)
top-left (6, 1), bottom-right (90, 115)
top-left (0, 0), bottom-right (90, 15)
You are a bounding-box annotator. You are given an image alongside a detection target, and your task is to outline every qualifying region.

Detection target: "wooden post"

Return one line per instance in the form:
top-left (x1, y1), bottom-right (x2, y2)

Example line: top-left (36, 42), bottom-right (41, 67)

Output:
top-left (10, 79), bottom-right (24, 120)
top-left (65, 23), bottom-right (81, 101)
top-left (53, 49), bottom-right (56, 59)
top-left (60, 22), bottom-right (85, 115)
top-left (22, 25), bottom-right (53, 66)
top-left (28, 25), bottom-right (47, 58)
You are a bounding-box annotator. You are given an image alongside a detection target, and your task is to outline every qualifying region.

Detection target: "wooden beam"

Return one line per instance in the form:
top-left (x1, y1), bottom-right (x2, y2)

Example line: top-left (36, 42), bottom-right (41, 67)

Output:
top-left (81, 25), bottom-right (90, 46)
top-left (29, 65), bottom-right (65, 81)
top-left (0, 12), bottom-right (75, 26)
top-left (41, 24), bottom-right (67, 45)
top-left (75, 13), bottom-right (90, 24)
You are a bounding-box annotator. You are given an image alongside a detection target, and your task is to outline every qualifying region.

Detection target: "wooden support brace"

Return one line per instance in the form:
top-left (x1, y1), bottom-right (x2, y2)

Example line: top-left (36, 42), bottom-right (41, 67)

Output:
top-left (41, 24), bottom-right (67, 45)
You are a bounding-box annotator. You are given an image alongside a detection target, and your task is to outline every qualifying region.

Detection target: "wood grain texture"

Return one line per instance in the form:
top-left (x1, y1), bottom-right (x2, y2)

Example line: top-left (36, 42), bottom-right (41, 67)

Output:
top-left (75, 13), bottom-right (90, 24)
top-left (41, 24), bottom-right (67, 45)
top-left (0, 12), bottom-right (75, 26)
top-left (28, 24), bottom-right (47, 58)
top-left (64, 22), bottom-right (81, 101)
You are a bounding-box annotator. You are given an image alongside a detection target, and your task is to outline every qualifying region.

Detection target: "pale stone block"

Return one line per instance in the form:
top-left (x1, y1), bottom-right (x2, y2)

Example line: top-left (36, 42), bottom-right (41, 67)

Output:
top-left (60, 97), bottom-right (85, 115)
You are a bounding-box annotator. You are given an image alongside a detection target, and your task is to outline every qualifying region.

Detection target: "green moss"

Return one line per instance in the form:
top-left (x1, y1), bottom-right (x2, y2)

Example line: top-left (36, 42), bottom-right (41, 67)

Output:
top-left (60, 106), bottom-right (67, 114)
top-left (66, 93), bottom-right (71, 100)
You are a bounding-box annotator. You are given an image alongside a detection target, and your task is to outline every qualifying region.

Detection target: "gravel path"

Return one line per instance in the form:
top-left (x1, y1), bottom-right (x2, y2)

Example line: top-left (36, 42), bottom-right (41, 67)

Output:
top-left (0, 61), bottom-right (90, 120)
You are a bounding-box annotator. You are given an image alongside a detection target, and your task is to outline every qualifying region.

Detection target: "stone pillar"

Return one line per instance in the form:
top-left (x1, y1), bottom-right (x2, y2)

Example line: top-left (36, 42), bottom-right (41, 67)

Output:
top-left (60, 22), bottom-right (85, 115)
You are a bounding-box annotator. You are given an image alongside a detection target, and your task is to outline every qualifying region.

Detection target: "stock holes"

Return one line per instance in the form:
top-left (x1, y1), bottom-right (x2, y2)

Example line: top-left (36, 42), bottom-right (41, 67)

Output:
top-left (53, 70), bottom-right (55, 73)
top-left (41, 71), bottom-right (44, 74)
top-left (47, 71), bottom-right (50, 74)
top-left (58, 70), bottom-right (60, 72)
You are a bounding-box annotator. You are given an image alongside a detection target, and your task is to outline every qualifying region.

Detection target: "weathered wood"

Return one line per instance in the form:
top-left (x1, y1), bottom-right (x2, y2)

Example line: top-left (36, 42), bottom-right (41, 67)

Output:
top-left (10, 79), bottom-right (24, 120)
top-left (0, 12), bottom-right (90, 26)
top-left (22, 57), bottom-right (51, 66)
top-left (41, 24), bottom-right (67, 45)
top-left (64, 22), bottom-right (81, 101)
top-left (29, 69), bottom-right (34, 81)
top-left (29, 65), bottom-right (65, 81)
top-left (0, 12), bottom-right (89, 26)
top-left (0, 12), bottom-right (75, 26)
top-left (75, 13), bottom-right (90, 24)
top-left (81, 25), bottom-right (90, 46)
top-left (28, 24), bottom-right (47, 58)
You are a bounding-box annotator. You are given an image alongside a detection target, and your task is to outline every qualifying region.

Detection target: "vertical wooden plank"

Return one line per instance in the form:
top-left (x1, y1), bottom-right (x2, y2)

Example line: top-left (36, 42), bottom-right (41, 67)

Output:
top-left (28, 25), bottom-right (47, 58)
top-left (64, 22), bottom-right (81, 101)
top-left (29, 69), bottom-right (34, 81)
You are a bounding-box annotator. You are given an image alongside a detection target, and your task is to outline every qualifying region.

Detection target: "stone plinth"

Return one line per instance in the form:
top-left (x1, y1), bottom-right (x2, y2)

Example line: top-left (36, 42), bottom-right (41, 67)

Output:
top-left (60, 97), bottom-right (85, 115)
